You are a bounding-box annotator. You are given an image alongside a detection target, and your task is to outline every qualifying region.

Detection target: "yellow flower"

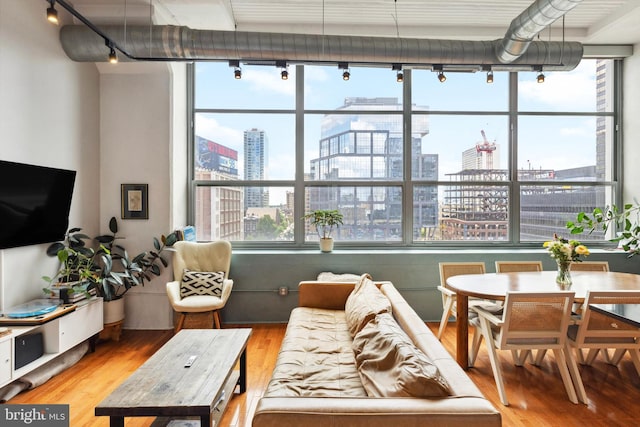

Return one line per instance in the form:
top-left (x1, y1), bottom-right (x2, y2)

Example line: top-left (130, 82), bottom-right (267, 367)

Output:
top-left (543, 241), bottom-right (551, 248)
top-left (575, 245), bottom-right (590, 256)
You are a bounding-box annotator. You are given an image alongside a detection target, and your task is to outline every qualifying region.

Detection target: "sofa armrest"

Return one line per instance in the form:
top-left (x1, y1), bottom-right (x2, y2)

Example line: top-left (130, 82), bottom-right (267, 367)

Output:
top-left (253, 397), bottom-right (502, 427)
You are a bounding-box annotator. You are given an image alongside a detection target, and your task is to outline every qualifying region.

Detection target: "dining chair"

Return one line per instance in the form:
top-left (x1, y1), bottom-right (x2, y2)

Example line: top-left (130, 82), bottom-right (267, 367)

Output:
top-left (565, 290), bottom-right (640, 402)
top-left (495, 260), bottom-right (543, 273)
top-left (469, 291), bottom-right (582, 406)
top-left (436, 262), bottom-right (487, 340)
top-left (570, 261), bottom-right (610, 272)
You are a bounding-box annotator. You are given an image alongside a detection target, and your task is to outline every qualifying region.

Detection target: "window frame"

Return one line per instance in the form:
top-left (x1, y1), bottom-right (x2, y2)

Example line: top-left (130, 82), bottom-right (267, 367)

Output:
top-left (188, 60), bottom-right (622, 249)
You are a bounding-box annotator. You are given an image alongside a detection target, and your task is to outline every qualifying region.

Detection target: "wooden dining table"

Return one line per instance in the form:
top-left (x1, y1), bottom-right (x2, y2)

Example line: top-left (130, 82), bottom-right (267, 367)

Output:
top-left (445, 270), bottom-right (640, 369)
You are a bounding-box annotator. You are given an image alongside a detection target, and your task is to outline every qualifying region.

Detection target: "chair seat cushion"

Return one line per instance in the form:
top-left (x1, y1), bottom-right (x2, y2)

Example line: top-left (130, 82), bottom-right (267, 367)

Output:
top-left (180, 269), bottom-right (225, 298)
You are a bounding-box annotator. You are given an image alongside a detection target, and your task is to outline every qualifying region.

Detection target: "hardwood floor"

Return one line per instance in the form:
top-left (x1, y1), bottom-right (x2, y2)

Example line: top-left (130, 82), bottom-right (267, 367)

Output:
top-left (7, 323), bottom-right (640, 426)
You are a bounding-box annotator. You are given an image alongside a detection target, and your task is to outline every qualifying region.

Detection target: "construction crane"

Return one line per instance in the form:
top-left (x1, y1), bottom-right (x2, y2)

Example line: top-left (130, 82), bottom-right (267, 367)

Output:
top-left (476, 130), bottom-right (496, 169)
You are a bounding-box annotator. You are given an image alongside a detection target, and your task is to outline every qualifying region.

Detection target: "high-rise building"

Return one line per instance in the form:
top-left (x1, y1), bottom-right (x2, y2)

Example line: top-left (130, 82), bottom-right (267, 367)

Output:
top-left (244, 128), bottom-right (269, 209)
top-left (308, 97), bottom-right (437, 240)
top-left (194, 136), bottom-right (243, 241)
top-left (461, 131), bottom-right (500, 170)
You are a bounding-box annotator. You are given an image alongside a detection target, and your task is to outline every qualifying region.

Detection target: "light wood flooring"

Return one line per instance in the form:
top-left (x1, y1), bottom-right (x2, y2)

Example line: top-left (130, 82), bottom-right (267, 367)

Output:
top-left (8, 323), bottom-right (640, 426)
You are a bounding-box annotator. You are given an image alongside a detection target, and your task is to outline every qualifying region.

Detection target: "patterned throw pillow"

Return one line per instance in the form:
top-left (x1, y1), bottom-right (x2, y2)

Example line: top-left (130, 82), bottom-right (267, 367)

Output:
top-left (180, 269), bottom-right (225, 298)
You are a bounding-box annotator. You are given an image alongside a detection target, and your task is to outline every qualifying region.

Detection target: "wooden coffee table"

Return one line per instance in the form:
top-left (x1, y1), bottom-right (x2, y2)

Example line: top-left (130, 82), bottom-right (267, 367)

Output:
top-left (95, 328), bottom-right (252, 427)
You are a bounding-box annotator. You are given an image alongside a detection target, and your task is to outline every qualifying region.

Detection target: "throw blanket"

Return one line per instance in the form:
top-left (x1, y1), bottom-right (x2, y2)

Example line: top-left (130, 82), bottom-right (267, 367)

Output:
top-left (0, 341), bottom-right (89, 402)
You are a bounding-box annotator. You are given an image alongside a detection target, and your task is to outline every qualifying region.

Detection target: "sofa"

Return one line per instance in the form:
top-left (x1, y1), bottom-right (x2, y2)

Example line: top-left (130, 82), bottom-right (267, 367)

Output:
top-left (252, 274), bottom-right (502, 427)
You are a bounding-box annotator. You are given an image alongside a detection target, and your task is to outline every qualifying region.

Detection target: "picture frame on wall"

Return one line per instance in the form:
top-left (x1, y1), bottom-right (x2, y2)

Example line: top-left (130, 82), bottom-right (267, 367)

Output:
top-left (121, 184), bottom-right (148, 219)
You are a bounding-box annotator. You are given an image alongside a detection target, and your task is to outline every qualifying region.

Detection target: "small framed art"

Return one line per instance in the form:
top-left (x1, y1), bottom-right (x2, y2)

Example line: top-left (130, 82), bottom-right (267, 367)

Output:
top-left (121, 184), bottom-right (148, 219)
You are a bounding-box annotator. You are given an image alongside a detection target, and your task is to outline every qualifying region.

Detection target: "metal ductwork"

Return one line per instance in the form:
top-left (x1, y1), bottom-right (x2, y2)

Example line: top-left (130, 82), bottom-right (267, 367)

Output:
top-left (496, 0), bottom-right (583, 64)
top-left (60, 24), bottom-right (582, 71)
top-left (58, 0), bottom-right (584, 71)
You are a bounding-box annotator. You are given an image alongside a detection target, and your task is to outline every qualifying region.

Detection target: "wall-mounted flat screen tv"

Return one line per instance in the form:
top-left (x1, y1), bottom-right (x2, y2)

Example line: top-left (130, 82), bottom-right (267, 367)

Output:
top-left (0, 160), bottom-right (76, 249)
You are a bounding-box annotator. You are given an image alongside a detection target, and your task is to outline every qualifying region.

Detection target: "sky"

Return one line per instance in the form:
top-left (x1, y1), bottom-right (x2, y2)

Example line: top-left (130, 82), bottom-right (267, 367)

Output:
top-left (194, 59), bottom-right (606, 204)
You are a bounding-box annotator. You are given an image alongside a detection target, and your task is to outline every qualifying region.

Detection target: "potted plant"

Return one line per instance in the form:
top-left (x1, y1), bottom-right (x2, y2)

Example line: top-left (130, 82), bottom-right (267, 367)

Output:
top-left (43, 217), bottom-right (178, 324)
top-left (567, 203), bottom-right (640, 256)
top-left (303, 209), bottom-right (344, 252)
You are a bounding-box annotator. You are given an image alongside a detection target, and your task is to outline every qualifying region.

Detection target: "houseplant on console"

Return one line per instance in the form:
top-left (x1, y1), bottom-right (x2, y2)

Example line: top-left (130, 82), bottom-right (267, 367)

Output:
top-left (303, 209), bottom-right (344, 252)
top-left (43, 217), bottom-right (178, 330)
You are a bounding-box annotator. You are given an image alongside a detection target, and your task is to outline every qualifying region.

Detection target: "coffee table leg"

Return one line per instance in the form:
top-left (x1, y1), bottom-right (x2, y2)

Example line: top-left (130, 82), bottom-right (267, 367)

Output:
top-left (110, 416), bottom-right (124, 427)
top-left (456, 294), bottom-right (470, 369)
top-left (239, 348), bottom-right (247, 393)
top-left (201, 413), bottom-right (212, 427)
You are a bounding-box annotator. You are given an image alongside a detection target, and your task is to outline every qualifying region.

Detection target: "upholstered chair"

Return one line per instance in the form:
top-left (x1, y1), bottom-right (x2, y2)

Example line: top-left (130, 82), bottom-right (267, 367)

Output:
top-left (166, 240), bottom-right (233, 332)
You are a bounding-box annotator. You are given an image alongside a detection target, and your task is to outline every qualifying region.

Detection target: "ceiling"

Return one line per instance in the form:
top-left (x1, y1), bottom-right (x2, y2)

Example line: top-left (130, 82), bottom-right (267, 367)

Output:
top-left (72, 0), bottom-right (640, 45)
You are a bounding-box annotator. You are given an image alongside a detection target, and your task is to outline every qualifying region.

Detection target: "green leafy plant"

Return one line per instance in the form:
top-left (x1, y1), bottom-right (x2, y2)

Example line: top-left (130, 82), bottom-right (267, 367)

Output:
top-left (567, 203), bottom-right (640, 257)
top-left (303, 209), bottom-right (344, 239)
top-left (43, 217), bottom-right (178, 301)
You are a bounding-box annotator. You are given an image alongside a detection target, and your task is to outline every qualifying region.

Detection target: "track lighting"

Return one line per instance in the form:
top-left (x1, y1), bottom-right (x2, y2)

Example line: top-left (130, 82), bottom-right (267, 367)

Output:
top-left (486, 70), bottom-right (494, 84)
top-left (536, 68), bottom-right (545, 83)
top-left (437, 71), bottom-right (446, 83)
top-left (229, 60), bottom-right (241, 79)
top-left (338, 63), bottom-right (350, 81)
top-left (276, 61), bottom-right (289, 80)
top-left (46, 0), bottom-right (58, 25)
top-left (108, 47), bottom-right (118, 64)
top-left (392, 64), bottom-right (403, 83)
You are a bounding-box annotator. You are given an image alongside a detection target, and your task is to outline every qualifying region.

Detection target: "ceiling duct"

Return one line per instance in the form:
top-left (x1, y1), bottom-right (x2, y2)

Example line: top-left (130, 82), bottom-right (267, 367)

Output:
top-left (496, 0), bottom-right (584, 64)
top-left (59, 24), bottom-right (582, 71)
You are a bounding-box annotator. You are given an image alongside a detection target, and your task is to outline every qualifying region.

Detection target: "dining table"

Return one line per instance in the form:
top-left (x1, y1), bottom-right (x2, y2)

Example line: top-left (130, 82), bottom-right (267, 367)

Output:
top-left (445, 270), bottom-right (640, 369)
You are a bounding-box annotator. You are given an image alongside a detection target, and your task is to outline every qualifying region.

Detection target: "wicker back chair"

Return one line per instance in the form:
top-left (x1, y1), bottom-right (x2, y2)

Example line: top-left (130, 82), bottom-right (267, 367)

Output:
top-left (495, 260), bottom-right (543, 273)
top-left (470, 291), bottom-right (582, 406)
top-left (570, 261), bottom-right (610, 272)
top-left (566, 290), bottom-right (640, 402)
top-left (436, 262), bottom-right (486, 340)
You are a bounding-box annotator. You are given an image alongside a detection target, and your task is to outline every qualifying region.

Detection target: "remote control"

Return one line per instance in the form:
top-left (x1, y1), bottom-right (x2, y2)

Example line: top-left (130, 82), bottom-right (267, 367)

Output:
top-left (184, 355), bottom-right (197, 367)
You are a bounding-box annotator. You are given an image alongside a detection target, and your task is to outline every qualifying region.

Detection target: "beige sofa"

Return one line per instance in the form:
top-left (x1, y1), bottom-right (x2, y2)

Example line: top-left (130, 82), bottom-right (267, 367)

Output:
top-left (252, 276), bottom-right (501, 427)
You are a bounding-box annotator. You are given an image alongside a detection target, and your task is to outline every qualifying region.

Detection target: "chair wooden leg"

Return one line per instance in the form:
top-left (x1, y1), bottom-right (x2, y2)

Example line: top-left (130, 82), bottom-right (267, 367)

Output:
top-left (480, 318), bottom-right (509, 406)
top-left (553, 348), bottom-right (579, 404)
top-left (564, 346), bottom-right (587, 404)
top-left (213, 310), bottom-right (222, 329)
top-left (437, 296), bottom-right (454, 340)
top-left (628, 349), bottom-right (640, 376)
top-left (584, 348), bottom-right (600, 365)
top-left (608, 348), bottom-right (626, 365)
top-left (175, 313), bottom-right (186, 333)
top-left (469, 325), bottom-right (483, 367)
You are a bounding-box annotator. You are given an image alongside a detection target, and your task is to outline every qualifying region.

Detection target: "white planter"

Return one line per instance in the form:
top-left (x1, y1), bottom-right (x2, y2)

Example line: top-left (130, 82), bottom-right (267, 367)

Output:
top-left (319, 237), bottom-right (334, 252)
top-left (103, 298), bottom-right (125, 324)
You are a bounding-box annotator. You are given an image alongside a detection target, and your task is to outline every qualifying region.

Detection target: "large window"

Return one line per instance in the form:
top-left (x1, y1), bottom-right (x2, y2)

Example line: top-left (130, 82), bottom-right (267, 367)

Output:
top-left (190, 59), bottom-right (619, 247)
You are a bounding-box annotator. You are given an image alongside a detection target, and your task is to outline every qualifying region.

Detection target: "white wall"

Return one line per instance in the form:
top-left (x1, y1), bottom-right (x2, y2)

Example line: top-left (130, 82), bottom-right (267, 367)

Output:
top-left (99, 64), bottom-right (182, 329)
top-left (623, 44), bottom-right (640, 201)
top-left (0, 1), bottom-right (100, 311)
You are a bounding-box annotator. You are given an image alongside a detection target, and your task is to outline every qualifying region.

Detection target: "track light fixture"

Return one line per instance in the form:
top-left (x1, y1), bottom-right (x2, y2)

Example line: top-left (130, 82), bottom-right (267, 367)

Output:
top-left (392, 64), bottom-right (403, 83)
top-left (536, 67), bottom-right (545, 83)
top-left (486, 70), bottom-right (494, 84)
top-left (338, 63), bottom-right (350, 81)
top-left (229, 60), bottom-right (242, 79)
top-left (47, 0), bottom-right (59, 25)
top-left (276, 61), bottom-right (289, 80)
top-left (434, 66), bottom-right (446, 83)
top-left (108, 47), bottom-right (118, 64)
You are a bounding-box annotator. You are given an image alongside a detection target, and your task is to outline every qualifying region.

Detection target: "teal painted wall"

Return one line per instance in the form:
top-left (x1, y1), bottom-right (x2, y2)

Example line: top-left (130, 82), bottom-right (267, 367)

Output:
top-left (222, 249), bottom-right (640, 323)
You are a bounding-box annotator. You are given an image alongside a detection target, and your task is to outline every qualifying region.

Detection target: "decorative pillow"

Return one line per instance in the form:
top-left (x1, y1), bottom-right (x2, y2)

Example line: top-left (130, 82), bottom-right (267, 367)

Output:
top-left (180, 269), bottom-right (225, 298)
top-left (352, 312), bottom-right (452, 398)
top-left (344, 275), bottom-right (391, 337)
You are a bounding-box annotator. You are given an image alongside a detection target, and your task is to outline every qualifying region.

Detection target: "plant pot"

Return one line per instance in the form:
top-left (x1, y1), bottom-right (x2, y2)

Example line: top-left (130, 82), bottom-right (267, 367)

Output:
top-left (103, 297), bottom-right (125, 324)
top-left (319, 237), bottom-right (334, 253)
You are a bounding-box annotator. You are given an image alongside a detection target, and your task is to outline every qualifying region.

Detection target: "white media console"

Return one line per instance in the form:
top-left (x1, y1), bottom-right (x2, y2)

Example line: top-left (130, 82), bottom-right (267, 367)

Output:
top-left (0, 297), bottom-right (103, 388)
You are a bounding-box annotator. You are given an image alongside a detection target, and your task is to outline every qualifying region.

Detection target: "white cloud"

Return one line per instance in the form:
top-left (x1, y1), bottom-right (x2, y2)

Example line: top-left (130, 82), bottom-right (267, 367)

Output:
top-left (243, 68), bottom-right (296, 97)
top-left (519, 61), bottom-right (596, 111)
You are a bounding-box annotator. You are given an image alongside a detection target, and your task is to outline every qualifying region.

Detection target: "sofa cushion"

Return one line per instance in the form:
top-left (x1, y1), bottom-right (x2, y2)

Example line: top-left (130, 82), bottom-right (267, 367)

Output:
top-left (180, 269), bottom-right (225, 298)
top-left (344, 275), bottom-right (391, 337)
top-left (352, 312), bottom-right (452, 398)
top-left (264, 307), bottom-right (367, 397)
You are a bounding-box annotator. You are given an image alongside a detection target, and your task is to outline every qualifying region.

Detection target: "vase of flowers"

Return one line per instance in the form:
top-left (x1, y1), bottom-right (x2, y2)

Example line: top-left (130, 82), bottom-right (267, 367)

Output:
top-left (543, 234), bottom-right (590, 289)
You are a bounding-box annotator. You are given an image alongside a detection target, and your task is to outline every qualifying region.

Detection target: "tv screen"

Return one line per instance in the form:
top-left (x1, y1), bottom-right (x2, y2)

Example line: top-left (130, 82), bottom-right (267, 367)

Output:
top-left (0, 160), bottom-right (76, 249)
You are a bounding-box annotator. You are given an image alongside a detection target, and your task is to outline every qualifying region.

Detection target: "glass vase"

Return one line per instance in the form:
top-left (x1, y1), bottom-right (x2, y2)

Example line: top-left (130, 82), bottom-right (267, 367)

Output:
top-left (556, 261), bottom-right (572, 289)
